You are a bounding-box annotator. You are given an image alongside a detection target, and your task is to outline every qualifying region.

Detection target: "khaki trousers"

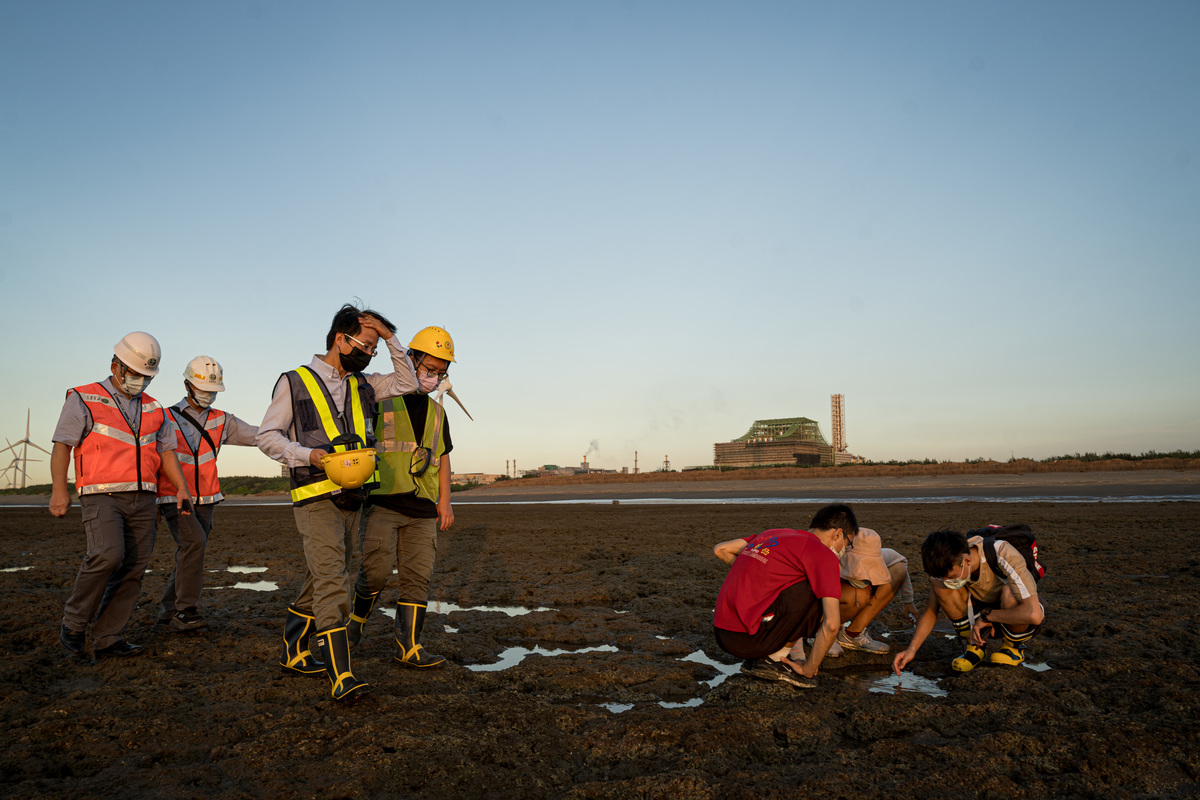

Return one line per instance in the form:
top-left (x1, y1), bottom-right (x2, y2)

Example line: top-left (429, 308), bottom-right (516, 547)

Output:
top-left (62, 492), bottom-right (158, 649)
top-left (291, 499), bottom-right (360, 632)
top-left (355, 505), bottom-right (438, 607)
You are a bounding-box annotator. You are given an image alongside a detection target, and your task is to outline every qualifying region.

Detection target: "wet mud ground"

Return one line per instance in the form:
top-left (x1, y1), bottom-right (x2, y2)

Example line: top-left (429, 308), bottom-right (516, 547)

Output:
top-left (1, 501), bottom-right (1198, 799)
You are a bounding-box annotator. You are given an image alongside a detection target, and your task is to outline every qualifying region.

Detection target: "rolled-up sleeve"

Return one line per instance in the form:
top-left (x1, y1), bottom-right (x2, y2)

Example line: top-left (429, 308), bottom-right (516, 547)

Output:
top-left (366, 335), bottom-right (419, 402)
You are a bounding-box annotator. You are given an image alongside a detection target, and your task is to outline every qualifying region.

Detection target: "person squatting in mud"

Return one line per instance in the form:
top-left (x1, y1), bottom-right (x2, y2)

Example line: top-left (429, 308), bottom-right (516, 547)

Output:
top-left (892, 528), bottom-right (1044, 676)
top-left (710, 503), bottom-right (857, 689)
top-left (256, 304), bottom-right (419, 702)
top-left (346, 325), bottom-right (472, 669)
top-left (816, 524), bottom-right (917, 659)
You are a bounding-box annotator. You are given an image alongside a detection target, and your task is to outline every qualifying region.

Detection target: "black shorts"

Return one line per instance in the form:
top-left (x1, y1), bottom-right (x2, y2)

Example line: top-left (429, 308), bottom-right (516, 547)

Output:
top-left (713, 580), bottom-right (824, 660)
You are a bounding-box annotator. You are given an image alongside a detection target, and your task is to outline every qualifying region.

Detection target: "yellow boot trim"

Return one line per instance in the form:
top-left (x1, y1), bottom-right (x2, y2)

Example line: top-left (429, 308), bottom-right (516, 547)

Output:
top-left (989, 640), bottom-right (1025, 666)
top-left (951, 644), bottom-right (986, 673)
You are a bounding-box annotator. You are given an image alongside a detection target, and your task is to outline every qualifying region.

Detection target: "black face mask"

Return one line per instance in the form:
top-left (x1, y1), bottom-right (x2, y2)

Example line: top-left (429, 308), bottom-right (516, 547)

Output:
top-left (340, 344), bottom-right (373, 373)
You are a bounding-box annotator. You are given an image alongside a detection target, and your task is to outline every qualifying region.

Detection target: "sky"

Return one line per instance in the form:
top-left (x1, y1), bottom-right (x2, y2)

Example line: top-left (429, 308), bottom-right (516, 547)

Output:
top-left (1, 1), bottom-right (1198, 485)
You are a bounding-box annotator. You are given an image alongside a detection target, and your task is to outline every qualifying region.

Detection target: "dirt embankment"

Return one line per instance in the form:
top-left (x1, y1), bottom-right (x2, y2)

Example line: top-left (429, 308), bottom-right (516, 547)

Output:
top-left (1, 501), bottom-right (1198, 798)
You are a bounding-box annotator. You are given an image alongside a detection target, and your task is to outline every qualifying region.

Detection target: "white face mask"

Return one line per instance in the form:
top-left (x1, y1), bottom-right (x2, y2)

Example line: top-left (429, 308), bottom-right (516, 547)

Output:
top-left (191, 388), bottom-right (218, 408)
top-left (418, 372), bottom-right (440, 393)
top-left (120, 373), bottom-right (150, 396)
top-left (941, 559), bottom-right (971, 590)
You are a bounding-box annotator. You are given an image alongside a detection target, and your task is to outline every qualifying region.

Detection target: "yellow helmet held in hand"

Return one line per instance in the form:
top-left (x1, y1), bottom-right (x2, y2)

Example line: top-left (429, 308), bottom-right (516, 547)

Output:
top-left (408, 326), bottom-right (456, 362)
top-left (321, 448), bottom-right (378, 490)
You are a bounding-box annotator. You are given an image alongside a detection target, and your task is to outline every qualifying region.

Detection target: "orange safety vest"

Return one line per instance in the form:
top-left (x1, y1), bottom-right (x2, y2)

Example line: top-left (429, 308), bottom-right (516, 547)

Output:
top-left (157, 405), bottom-right (227, 505)
top-left (71, 382), bottom-right (166, 495)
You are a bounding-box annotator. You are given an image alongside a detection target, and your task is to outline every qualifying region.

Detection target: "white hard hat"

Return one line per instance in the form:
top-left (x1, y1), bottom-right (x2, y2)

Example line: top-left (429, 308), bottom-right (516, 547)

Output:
top-left (114, 332), bottom-right (162, 376)
top-left (184, 355), bottom-right (225, 391)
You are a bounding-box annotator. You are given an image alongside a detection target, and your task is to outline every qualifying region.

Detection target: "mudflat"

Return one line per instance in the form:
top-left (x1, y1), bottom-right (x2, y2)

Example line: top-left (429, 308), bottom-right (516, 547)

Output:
top-left (2, 499), bottom-right (1198, 798)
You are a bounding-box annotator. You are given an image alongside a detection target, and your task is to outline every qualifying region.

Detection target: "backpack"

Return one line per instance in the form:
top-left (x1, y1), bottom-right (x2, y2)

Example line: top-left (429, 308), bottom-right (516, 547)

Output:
top-left (968, 524), bottom-right (1045, 583)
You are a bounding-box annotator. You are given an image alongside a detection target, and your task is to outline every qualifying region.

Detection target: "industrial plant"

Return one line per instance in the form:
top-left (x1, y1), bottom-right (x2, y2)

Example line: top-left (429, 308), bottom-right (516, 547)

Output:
top-left (712, 394), bottom-right (862, 468)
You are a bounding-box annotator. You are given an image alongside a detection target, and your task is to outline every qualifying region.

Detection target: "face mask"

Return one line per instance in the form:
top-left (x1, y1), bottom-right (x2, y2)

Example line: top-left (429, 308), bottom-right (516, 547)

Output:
top-left (942, 560), bottom-right (970, 590)
top-left (120, 372), bottom-right (150, 396)
top-left (418, 372), bottom-right (440, 393)
top-left (191, 387), bottom-right (218, 409)
top-left (340, 344), bottom-right (373, 373)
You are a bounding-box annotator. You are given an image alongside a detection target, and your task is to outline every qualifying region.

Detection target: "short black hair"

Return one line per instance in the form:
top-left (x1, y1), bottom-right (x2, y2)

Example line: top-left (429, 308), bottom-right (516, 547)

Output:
top-left (920, 529), bottom-right (970, 578)
top-left (325, 304), bottom-right (395, 350)
top-left (809, 503), bottom-right (858, 536)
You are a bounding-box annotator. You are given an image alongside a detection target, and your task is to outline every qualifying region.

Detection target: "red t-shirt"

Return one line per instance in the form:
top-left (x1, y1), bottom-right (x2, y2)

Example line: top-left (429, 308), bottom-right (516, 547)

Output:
top-left (713, 528), bottom-right (842, 635)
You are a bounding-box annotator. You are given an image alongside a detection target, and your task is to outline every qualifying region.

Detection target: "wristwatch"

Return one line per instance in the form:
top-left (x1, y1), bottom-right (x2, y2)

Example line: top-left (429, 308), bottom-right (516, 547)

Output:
top-left (980, 607), bottom-right (992, 622)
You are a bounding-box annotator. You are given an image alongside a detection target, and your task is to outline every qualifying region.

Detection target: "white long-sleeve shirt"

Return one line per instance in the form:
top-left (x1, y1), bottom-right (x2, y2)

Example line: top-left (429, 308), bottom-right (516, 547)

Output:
top-left (256, 335), bottom-right (418, 468)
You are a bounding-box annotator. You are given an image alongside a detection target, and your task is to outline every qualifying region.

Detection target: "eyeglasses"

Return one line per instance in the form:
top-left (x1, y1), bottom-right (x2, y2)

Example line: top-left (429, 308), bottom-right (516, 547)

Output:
top-left (418, 364), bottom-right (449, 381)
top-left (344, 333), bottom-right (378, 357)
top-left (931, 557), bottom-right (969, 586)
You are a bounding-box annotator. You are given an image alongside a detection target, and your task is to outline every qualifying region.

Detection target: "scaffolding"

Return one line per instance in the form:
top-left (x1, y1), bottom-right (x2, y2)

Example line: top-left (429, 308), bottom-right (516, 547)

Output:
top-left (831, 394), bottom-right (846, 453)
top-left (715, 416), bottom-right (833, 467)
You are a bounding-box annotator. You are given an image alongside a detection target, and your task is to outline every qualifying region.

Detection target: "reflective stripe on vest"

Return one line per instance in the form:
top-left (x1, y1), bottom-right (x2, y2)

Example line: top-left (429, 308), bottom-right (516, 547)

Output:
top-left (372, 397), bottom-right (444, 502)
top-left (72, 383), bottom-right (165, 495)
top-left (157, 408), bottom-right (226, 505)
top-left (288, 368), bottom-right (378, 505)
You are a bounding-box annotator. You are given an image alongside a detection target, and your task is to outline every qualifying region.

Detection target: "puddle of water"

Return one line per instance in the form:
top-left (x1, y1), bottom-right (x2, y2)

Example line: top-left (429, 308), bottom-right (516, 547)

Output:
top-left (466, 644), bottom-right (618, 672)
top-left (1, 566), bottom-right (34, 572)
top-left (679, 649), bottom-right (743, 688)
top-left (444, 625), bottom-right (459, 634)
top-left (211, 581), bottom-right (278, 592)
top-left (427, 601), bottom-right (556, 617)
top-left (227, 566), bottom-right (268, 574)
top-left (861, 672), bottom-right (947, 698)
top-left (601, 702), bottom-right (634, 714)
top-left (658, 698), bottom-right (703, 709)
top-left (1024, 661), bottom-right (1052, 672)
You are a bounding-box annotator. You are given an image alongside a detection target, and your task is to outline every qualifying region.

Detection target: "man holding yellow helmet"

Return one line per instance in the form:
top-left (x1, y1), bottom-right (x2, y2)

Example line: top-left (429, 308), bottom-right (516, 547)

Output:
top-left (347, 325), bottom-right (470, 668)
top-left (256, 304), bottom-right (419, 702)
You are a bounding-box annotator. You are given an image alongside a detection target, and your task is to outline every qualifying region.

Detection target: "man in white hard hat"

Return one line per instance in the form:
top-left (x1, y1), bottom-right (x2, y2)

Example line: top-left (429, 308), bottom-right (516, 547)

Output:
top-left (153, 356), bottom-right (260, 633)
top-left (50, 332), bottom-right (194, 659)
top-left (347, 325), bottom-right (471, 668)
top-left (256, 304), bottom-right (419, 702)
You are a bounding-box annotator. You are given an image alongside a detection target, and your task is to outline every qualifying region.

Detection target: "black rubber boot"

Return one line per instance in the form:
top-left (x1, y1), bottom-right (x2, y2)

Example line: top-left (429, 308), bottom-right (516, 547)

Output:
top-left (314, 626), bottom-right (371, 702)
top-left (394, 601), bottom-right (447, 668)
top-left (279, 605), bottom-right (325, 677)
top-left (346, 590), bottom-right (380, 650)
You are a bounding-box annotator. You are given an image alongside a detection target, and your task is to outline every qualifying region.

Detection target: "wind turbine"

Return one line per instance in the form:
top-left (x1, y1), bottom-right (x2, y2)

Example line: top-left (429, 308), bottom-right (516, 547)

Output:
top-left (0, 410), bottom-right (52, 489)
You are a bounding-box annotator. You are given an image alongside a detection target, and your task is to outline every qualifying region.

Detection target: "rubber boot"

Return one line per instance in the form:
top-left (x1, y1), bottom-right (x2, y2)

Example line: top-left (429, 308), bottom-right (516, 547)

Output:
top-left (346, 590), bottom-right (380, 650)
top-left (314, 626), bottom-right (371, 702)
top-left (279, 605), bottom-right (325, 677)
top-left (989, 636), bottom-right (1027, 666)
top-left (394, 601), bottom-right (446, 668)
top-left (951, 631), bottom-right (986, 673)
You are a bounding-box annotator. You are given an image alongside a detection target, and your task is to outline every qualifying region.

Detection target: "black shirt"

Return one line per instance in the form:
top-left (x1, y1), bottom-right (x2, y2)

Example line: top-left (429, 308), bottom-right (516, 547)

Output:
top-left (368, 394), bottom-right (453, 519)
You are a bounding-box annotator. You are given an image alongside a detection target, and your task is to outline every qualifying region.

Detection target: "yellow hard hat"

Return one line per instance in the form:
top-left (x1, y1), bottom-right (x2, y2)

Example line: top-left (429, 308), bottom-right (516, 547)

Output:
top-left (408, 326), bottom-right (456, 363)
top-left (320, 448), bottom-right (378, 489)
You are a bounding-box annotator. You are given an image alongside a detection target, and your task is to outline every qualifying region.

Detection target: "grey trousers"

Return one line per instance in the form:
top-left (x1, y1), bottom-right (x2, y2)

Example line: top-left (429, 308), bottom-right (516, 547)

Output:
top-left (355, 505), bottom-right (438, 607)
top-left (291, 499), bottom-right (360, 632)
top-left (158, 502), bottom-right (216, 617)
top-left (62, 491), bottom-right (158, 649)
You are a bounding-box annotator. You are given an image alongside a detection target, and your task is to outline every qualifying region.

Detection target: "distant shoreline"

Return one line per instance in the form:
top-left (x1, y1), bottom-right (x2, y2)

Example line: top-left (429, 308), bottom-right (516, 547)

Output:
top-left (4, 468), bottom-right (1196, 505)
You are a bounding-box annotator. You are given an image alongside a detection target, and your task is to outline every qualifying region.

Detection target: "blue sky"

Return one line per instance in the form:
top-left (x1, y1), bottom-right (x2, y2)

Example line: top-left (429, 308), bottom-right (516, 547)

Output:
top-left (2, 1), bottom-right (1197, 483)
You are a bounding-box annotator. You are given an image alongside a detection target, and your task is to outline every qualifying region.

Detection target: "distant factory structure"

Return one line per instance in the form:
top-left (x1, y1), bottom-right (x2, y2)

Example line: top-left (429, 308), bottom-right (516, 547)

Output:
top-left (519, 456), bottom-right (624, 478)
top-left (713, 394), bottom-right (863, 468)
